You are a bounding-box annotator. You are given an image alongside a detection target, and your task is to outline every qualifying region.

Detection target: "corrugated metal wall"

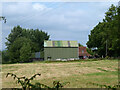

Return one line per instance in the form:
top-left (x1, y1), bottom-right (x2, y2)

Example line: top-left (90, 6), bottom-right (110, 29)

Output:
top-left (35, 52), bottom-right (40, 58)
top-left (44, 47), bottom-right (78, 60)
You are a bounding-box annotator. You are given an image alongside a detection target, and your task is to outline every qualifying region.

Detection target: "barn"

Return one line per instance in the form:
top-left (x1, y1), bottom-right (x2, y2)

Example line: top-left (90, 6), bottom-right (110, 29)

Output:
top-left (44, 40), bottom-right (79, 60)
top-left (79, 46), bottom-right (91, 59)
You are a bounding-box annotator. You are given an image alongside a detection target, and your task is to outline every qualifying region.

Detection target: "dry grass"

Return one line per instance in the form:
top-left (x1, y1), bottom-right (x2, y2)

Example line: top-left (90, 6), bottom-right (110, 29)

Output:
top-left (2, 60), bottom-right (118, 88)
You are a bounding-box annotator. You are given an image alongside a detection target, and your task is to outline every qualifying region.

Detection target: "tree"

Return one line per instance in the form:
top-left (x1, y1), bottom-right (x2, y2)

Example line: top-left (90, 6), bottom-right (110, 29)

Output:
top-left (8, 37), bottom-right (33, 63)
top-left (87, 4), bottom-right (119, 57)
top-left (6, 25), bottom-right (49, 52)
top-left (35, 29), bottom-right (49, 51)
top-left (6, 26), bottom-right (23, 50)
top-left (20, 43), bottom-right (32, 63)
top-left (5, 25), bottom-right (50, 63)
top-left (0, 16), bottom-right (6, 23)
top-left (2, 50), bottom-right (10, 64)
top-left (78, 43), bottom-right (83, 47)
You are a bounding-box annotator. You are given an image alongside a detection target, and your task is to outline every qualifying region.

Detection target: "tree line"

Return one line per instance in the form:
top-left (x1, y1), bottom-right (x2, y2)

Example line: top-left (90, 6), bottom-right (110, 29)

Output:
top-left (2, 25), bottom-right (49, 63)
top-left (1, 4), bottom-right (119, 64)
top-left (87, 4), bottom-right (120, 57)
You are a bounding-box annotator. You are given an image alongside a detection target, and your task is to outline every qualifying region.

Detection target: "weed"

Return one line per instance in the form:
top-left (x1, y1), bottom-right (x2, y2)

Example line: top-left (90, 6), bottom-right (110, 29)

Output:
top-left (6, 73), bottom-right (70, 89)
top-left (88, 82), bottom-right (120, 89)
top-left (6, 73), bottom-right (45, 90)
top-left (97, 68), bottom-right (109, 72)
top-left (53, 81), bottom-right (70, 89)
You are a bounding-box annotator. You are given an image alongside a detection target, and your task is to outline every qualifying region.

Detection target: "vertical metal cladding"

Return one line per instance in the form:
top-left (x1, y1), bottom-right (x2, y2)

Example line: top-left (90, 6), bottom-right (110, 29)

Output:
top-left (57, 41), bottom-right (61, 47)
top-left (68, 41), bottom-right (70, 47)
top-left (44, 40), bottom-right (79, 60)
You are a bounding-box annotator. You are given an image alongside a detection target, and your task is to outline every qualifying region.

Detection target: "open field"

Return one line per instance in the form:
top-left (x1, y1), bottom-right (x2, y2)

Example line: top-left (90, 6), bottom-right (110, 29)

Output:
top-left (2, 60), bottom-right (118, 88)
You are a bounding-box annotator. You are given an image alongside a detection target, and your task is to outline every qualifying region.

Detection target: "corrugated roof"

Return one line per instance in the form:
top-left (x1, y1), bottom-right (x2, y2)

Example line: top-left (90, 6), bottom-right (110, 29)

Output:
top-left (79, 47), bottom-right (91, 56)
top-left (44, 40), bottom-right (78, 47)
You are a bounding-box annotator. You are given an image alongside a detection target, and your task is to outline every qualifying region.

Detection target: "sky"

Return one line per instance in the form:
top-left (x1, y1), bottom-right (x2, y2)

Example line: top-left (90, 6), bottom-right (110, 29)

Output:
top-left (1, 2), bottom-right (118, 50)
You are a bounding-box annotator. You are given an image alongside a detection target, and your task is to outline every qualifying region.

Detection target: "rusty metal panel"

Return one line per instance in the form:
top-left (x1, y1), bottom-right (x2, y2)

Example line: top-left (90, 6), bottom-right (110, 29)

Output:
top-left (44, 40), bottom-right (78, 47)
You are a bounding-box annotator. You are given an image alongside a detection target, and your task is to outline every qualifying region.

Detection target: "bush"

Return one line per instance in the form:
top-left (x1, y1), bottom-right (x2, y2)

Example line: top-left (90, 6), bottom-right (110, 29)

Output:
top-left (105, 56), bottom-right (110, 59)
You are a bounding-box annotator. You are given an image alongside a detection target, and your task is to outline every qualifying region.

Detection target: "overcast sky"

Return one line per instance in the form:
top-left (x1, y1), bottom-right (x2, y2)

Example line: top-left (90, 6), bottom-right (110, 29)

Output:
top-left (1, 2), bottom-right (117, 50)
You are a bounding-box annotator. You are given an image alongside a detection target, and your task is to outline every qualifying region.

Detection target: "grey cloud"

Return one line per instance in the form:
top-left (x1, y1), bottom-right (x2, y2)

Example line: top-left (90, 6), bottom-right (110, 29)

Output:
top-left (2, 2), bottom-right (117, 50)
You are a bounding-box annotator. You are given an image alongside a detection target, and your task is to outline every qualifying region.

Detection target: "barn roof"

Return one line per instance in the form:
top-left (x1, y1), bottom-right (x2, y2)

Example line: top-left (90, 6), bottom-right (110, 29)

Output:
top-left (44, 40), bottom-right (78, 47)
top-left (79, 47), bottom-right (91, 56)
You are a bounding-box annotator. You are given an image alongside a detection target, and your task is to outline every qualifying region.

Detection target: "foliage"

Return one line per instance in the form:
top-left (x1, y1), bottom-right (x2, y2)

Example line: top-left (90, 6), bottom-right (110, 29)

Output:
top-left (105, 56), bottom-right (110, 59)
top-left (6, 73), bottom-right (69, 89)
top-left (86, 48), bottom-right (94, 55)
top-left (8, 37), bottom-right (34, 63)
top-left (40, 51), bottom-right (44, 59)
top-left (1, 50), bottom-right (10, 64)
top-left (53, 81), bottom-right (70, 89)
top-left (88, 82), bottom-right (120, 89)
top-left (5, 25), bottom-right (50, 63)
top-left (87, 4), bottom-right (120, 57)
top-left (0, 16), bottom-right (6, 23)
top-left (20, 43), bottom-right (32, 63)
top-left (6, 73), bottom-right (41, 90)
top-left (78, 43), bottom-right (84, 47)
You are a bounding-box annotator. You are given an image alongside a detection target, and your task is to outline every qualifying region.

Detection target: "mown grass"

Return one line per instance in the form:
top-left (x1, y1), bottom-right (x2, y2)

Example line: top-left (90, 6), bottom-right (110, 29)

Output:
top-left (85, 71), bottom-right (118, 76)
top-left (2, 59), bottom-right (118, 88)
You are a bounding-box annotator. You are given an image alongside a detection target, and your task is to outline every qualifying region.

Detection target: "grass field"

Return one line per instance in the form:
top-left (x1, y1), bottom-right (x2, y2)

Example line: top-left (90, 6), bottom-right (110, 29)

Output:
top-left (2, 59), bottom-right (118, 88)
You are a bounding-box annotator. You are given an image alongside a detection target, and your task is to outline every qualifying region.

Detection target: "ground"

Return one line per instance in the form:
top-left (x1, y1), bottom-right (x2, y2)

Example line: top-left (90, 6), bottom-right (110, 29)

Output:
top-left (2, 59), bottom-right (118, 88)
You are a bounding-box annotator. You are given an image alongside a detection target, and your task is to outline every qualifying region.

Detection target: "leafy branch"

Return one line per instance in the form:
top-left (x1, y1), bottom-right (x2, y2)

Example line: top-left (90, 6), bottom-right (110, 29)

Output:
top-left (6, 73), bottom-right (70, 89)
top-left (6, 73), bottom-right (41, 89)
top-left (53, 81), bottom-right (70, 89)
top-left (88, 82), bottom-right (120, 89)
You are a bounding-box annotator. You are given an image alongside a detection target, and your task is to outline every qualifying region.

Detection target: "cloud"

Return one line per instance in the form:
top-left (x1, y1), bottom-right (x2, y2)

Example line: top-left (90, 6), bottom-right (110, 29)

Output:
top-left (32, 3), bottom-right (50, 11)
top-left (3, 2), bottom-right (52, 17)
top-left (2, 24), bottom-right (13, 50)
top-left (1, 2), bottom-right (118, 50)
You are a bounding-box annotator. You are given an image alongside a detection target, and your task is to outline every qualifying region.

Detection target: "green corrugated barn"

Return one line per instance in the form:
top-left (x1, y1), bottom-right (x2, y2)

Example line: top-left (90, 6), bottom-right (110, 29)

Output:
top-left (44, 40), bottom-right (78, 60)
